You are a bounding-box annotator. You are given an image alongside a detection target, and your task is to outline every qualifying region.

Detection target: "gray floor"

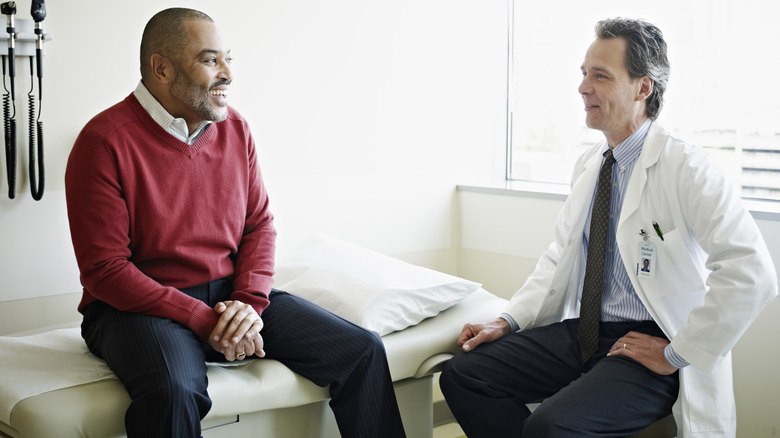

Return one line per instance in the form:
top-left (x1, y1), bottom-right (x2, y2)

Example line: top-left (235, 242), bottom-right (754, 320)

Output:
top-left (432, 422), bottom-right (465, 438)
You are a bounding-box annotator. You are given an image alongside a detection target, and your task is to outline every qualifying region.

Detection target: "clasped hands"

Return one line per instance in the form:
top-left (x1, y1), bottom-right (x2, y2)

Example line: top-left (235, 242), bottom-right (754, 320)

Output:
top-left (208, 300), bottom-right (265, 361)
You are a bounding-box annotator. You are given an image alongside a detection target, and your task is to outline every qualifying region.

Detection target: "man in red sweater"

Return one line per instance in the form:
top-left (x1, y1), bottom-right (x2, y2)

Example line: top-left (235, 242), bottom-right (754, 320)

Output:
top-left (65, 8), bottom-right (406, 438)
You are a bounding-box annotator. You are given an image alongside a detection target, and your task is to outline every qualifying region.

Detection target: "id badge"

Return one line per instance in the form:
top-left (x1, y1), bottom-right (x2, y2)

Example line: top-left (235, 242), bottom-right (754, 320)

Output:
top-left (637, 240), bottom-right (656, 279)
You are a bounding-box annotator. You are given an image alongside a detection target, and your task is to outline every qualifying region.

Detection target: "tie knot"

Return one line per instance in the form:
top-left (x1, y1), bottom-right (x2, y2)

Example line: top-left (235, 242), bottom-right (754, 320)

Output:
top-left (604, 149), bottom-right (616, 166)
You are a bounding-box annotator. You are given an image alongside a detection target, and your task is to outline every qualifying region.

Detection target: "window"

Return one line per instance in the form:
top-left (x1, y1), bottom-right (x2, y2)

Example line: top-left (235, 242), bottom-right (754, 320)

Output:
top-left (506, 0), bottom-right (780, 202)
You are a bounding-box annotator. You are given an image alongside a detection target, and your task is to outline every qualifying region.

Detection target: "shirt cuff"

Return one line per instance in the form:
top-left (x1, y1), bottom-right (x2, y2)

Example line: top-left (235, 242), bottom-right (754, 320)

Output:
top-left (664, 344), bottom-right (690, 369)
top-left (499, 313), bottom-right (520, 333)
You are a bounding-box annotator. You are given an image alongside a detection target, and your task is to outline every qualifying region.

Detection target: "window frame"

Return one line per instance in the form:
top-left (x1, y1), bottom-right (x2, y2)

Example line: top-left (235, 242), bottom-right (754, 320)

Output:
top-left (503, 0), bottom-right (780, 206)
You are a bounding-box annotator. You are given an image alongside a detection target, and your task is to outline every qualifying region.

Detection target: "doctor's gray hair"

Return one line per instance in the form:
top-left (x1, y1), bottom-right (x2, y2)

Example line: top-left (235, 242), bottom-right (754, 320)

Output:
top-left (595, 18), bottom-right (670, 120)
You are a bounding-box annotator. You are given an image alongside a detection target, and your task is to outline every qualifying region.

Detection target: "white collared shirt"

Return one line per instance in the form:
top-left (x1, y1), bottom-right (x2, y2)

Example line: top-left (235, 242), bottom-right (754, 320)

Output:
top-left (133, 81), bottom-right (211, 145)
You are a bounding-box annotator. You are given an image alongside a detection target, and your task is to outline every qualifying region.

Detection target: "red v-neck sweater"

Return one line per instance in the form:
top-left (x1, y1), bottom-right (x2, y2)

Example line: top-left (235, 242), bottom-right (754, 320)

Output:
top-left (65, 94), bottom-right (276, 340)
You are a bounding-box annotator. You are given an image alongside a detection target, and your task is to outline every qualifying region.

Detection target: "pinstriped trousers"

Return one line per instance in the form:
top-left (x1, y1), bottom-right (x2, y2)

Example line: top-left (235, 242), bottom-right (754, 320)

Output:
top-left (81, 279), bottom-right (406, 438)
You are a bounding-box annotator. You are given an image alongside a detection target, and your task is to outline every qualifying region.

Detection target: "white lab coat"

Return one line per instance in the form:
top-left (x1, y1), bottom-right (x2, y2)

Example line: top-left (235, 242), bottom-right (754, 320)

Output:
top-left (503, 123), bottom-right (777, 437)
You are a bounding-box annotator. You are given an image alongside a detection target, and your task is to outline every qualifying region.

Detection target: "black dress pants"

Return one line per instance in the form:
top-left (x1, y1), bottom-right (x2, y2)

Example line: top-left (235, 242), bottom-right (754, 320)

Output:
top-left (81, 279), bottom-right (407, 438)
top-left (439, 319), bottom-right (679, 437)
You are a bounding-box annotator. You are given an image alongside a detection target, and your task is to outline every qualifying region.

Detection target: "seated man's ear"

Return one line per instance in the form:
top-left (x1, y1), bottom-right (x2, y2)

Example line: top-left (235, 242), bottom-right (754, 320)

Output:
top-left (149, 54), bottom-right (176, 85)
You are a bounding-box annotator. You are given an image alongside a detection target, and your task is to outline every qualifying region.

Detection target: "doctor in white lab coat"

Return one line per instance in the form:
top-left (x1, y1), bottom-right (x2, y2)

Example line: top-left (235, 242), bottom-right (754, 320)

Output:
top-left (440, 18), bottom-right (777, 438)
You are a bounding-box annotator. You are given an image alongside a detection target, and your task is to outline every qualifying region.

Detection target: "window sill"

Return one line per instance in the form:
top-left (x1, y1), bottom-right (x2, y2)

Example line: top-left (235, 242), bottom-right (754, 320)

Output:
top-left (457, 182), bottom-right (780, 222)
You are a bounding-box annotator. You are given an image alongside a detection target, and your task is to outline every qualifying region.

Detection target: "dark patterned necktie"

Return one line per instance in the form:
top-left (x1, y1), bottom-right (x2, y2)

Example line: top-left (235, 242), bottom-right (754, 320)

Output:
top-left (577, 149), bottom-right (616, 363)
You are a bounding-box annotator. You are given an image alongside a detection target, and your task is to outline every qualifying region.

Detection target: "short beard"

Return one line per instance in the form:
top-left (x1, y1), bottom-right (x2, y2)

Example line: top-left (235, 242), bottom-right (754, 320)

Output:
top-left (170, 63), bottom-right (229, 123)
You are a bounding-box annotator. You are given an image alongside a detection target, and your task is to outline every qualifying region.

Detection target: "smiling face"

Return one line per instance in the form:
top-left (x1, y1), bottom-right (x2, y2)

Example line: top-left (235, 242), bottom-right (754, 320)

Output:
top-left (578, 37), bottom-right (651, 147)
top-left (167, 19), bottom-right (232, 131)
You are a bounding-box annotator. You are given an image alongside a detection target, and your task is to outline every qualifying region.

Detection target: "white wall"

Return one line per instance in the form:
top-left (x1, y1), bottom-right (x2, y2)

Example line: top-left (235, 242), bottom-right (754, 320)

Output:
top-left (459, 188), bottom-right (780, 437)
top-left (0, 0), bottom-right (508, 306)
top-left (7, 1), bottom-right (775, 433)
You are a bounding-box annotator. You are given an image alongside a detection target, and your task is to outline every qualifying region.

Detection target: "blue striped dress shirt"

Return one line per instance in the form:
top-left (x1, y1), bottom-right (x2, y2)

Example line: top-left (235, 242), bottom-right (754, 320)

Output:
top-left (585, 119), bottom-right (653, 324)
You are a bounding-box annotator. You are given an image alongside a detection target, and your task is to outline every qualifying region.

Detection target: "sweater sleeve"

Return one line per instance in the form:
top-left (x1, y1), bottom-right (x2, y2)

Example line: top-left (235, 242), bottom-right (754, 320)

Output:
top-left (229, 130), bottom-right (276, 315)
top-left (65, 125), bottom-right (219, 340)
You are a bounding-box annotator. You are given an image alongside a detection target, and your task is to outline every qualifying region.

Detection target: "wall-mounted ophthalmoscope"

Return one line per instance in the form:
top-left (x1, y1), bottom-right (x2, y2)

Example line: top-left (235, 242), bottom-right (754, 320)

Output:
top-left (1, 0), bottom-right (50, 200)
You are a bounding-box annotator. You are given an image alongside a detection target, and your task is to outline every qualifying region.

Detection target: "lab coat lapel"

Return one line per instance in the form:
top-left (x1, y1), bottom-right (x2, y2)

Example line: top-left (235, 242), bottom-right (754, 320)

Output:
top-left (541, 142), bottom-right (604, 321)
top-left (617, 123), bottom-right (665, 231)
top-left (615, 123), bottom-right (669, 331)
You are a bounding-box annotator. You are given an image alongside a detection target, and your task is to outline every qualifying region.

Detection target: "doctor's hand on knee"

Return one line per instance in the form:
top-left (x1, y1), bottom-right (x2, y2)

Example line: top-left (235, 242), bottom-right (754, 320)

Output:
top-left (607, 331), bottom-right (678, 376)
top-left (458, 318), bottom-right (511, 352)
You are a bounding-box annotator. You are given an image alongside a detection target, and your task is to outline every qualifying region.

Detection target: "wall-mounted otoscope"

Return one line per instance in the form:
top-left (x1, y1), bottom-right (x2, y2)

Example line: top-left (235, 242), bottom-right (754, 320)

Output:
top-left (28, 0), bottom-right (44, 200)
top-left (31, 0), bottom-right (42, 96)
top-left (2, 1), bottom-right (17, 199)
top-left (0, 0), bottom-right (49, 201)
top-left (1, 1), bottom-right (15, 101)
top-left (30, 0), bottom-right (42, 99)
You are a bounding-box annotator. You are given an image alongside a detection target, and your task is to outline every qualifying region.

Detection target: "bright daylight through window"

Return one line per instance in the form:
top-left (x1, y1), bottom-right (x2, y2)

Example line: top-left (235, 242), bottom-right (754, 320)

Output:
top-left (506, 0), bottom-right (780, 202)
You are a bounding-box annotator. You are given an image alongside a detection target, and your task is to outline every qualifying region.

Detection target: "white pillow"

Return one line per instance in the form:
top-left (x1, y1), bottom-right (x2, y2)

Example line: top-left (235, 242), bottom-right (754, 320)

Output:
top-left (273, 234), bottom-right (481, 336)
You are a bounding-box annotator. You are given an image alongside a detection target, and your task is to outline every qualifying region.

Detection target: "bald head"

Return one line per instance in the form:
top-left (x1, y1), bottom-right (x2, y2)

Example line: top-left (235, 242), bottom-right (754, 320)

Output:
top-left (140, 8), bottom-right (214, 81)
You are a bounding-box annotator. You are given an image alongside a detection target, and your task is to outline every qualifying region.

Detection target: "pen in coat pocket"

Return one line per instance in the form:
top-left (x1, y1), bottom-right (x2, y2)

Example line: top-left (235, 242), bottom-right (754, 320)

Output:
top-left (652, 221), bottom-right (664, 241)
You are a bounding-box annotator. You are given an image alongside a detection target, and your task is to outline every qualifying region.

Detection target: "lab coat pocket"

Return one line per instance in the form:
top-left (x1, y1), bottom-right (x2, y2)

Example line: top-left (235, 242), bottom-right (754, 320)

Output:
top-left (636, 229), bottom-right (707, 336)
top-left (637, 229), bottom-right (706, 297)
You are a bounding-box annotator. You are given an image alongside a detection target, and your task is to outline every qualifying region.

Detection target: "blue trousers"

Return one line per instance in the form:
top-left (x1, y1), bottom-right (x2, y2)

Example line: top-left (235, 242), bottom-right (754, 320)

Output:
top-left (439, 319), bottom-right (679, 437)
top-left (81, 279), bottom-right (406, 438)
